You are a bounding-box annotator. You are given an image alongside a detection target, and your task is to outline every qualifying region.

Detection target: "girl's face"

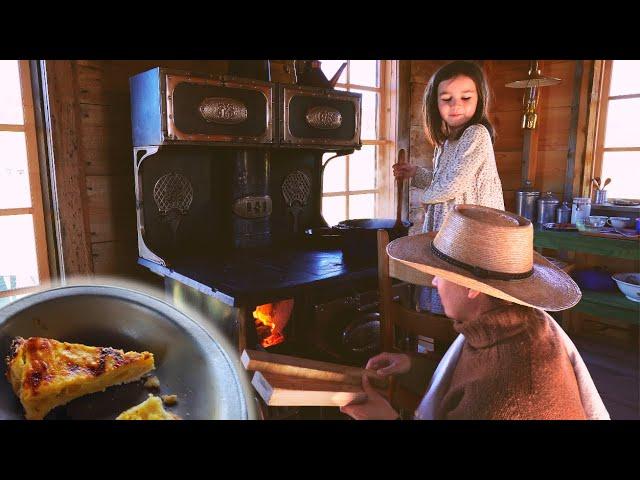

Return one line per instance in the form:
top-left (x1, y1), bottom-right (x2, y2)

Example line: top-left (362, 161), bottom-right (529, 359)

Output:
top-left (437, 74), bottom-right (478, 131)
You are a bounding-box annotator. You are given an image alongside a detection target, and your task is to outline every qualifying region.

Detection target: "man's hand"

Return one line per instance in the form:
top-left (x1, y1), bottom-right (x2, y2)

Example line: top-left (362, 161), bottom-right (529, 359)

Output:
top-left (366, 352), bottom-right (412, 377)
top-left (340, 375), bottom-right (400, 420)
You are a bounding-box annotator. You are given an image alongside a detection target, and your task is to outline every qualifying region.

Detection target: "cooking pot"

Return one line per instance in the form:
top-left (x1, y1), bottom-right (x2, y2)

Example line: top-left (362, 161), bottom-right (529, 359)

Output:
top-left (341, 311), bottom-right (381, 361)
top-left (336, 218), bottom-right (412, 265)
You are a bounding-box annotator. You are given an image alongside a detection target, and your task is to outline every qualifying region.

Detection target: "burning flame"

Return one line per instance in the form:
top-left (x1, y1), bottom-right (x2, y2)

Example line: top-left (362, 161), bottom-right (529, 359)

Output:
top-left (253, 301), bottom-right (292, 348)
top-left (253, 306), bottom-right (284, 348)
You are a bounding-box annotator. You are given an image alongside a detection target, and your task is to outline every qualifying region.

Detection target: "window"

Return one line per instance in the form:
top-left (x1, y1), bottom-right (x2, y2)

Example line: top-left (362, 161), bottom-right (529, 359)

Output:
top-left (0, 60), bottom-right (49, 304)
top-left (593, 60), bottom-right (640, 200)
top-left (320, 60), bottom-right (397, 226)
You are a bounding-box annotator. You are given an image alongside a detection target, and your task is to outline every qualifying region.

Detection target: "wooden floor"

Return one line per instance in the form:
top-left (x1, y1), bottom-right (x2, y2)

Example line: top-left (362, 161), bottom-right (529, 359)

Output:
top-left (569, 324), bottom-right (639, 420)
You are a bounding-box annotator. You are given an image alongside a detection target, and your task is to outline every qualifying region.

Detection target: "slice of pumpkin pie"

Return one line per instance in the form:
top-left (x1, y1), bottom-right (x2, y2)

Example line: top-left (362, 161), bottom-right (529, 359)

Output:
top-left (116, 394), bottom-right (181, 420)
top-left (5, 336), bottom-right (155, 420)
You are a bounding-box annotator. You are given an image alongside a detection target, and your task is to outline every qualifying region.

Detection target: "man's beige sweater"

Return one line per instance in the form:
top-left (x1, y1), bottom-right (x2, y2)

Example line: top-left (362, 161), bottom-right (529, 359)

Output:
top-left (436, 304), bottom-right (587, 420)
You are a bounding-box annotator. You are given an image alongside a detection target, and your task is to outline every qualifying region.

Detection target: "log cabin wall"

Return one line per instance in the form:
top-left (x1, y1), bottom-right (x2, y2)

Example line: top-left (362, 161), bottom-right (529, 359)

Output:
top-left (46, 60), bottom-right (227, 279)
top-left (407, 60), bottom-right (639, 347)
top-left (46, 59), bottom-right (587, 277)
top-left (408, 60), bottom-right (446, 235)
top-left (407, 59), bottom-right (588, 234)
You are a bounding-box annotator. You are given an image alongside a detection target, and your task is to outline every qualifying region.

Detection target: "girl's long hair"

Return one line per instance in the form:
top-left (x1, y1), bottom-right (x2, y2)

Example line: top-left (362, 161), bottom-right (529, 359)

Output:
top-left (422, 60), bottom-right (495, 147)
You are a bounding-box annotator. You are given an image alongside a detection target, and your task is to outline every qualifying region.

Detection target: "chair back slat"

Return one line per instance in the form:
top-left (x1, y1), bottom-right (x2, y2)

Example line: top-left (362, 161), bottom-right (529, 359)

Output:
top-left (377, 228), bottom-right (457, 414)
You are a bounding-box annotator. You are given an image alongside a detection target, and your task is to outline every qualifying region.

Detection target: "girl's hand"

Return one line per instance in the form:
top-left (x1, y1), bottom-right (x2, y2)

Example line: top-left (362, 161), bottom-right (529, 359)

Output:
top-left (392, 162), bottom-right (418, 179)
top-left (340, 375), bottom-right (400, 420)
top-left (366, 352), bottom-right (411, 377)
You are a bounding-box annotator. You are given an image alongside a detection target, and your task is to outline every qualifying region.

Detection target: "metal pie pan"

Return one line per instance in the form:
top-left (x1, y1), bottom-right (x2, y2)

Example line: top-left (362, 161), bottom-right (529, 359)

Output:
top-left (0, 284), bottom-right (256, 420)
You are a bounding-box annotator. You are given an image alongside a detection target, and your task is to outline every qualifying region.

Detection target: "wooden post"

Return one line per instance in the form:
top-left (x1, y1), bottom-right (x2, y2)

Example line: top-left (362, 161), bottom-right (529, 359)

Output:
top-left (580, 61), bottom-right (605, 198)
top-left (29, 60), bottom-right (60, 279)
top-left (396, 61), bottom-right (412, 221)
top-left (18, 60), bottom-right (51, 284)
top-left (521, 127), bottom-right (539, 186)
top-left (41, 60), bottom-right (93, 277)
top-left (563, 61), bottom-right (584, 203)
top-left (377, 229), bottom-right (394, 352)
top-left (237, 306), bottom-right (248, 354)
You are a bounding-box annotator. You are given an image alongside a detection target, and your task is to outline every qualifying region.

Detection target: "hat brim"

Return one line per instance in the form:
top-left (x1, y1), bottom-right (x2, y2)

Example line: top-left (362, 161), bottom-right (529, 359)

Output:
top-left (387, 232), bottom-right (581, 311)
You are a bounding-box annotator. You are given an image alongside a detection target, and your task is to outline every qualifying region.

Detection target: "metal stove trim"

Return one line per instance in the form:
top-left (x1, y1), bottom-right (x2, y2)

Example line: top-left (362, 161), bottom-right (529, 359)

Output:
top-left (134, 146), bottom-right (166, 266)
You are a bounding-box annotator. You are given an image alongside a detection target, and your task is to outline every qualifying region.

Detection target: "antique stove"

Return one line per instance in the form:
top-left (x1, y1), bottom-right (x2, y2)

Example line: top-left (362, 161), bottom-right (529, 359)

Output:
top-left (130, 66), bottom-right (392, 418)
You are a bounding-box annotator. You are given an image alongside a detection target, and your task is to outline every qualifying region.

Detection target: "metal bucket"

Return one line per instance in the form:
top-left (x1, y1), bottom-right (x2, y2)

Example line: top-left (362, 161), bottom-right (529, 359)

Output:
top-left (536, 192), bottom-right (560, 225)
top-left (515, 189), bottom-right (540, 223)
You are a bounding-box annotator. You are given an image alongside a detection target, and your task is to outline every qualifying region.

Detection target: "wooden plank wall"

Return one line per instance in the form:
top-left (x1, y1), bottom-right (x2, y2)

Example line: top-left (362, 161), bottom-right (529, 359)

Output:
top-left (50, 59), bottom-right (584, 278)
top-left (408, 60), bottom-right (639, 345)
top-left (484, 60), bottom-right (529, 211)
top-left (44, 61), bottom-right (94, 276)
top-left (408, 59), bottom-right (585, 227)
top-left (407, 60), bottom-right (446, 235)
top-left (66, 60), bottom-right (228, 277)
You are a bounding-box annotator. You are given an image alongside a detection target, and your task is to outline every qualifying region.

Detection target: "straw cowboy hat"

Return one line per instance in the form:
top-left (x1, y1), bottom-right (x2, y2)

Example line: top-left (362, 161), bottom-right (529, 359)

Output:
top-left (386, 205), bottom-right (581, 311)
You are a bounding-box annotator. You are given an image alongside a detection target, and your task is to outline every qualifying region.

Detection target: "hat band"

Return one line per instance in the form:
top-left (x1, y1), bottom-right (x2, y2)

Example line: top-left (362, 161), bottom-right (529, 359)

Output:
top-left (431, 242), bottom-right (533, 280)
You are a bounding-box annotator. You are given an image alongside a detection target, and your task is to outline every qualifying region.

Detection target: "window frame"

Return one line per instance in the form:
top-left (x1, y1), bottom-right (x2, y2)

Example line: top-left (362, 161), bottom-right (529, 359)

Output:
top-left (588, 59), bottom-right (640, 201)
top-left (321, 60), bottom-right (398, 223)
top-left (0, 60), bottom-right (50, 299)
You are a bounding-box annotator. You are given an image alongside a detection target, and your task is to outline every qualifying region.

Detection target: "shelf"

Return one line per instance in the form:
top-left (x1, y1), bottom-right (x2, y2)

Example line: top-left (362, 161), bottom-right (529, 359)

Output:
top-left (534, 229), bottom-right (639, 260)
top-left (573, 290), bottom-right (639, 325)
top-left (534, 228), bottom-right (639, 325)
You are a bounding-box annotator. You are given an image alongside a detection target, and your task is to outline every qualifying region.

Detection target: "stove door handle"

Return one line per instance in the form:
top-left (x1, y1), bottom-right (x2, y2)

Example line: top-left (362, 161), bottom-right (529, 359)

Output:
top-left (356, 296), bottom-right (399, 312)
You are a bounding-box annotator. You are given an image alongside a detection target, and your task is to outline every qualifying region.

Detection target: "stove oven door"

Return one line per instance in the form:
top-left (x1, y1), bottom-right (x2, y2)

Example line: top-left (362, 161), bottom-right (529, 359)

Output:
top-left (165, 73), bottom-right (274, 145)
top-left (311, 284), bottom-right (410, 367)
top-left (281, 85), bottom-right (362, 149)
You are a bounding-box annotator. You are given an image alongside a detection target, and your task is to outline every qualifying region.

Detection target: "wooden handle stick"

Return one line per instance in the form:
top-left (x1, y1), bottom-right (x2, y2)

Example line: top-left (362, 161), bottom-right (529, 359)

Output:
top-left (241, 349), bottom-right (388, 388)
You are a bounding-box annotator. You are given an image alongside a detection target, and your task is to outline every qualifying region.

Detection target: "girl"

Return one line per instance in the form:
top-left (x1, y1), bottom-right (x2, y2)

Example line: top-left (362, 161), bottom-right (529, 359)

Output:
top-left (393, 60), bottom-right (505, 314)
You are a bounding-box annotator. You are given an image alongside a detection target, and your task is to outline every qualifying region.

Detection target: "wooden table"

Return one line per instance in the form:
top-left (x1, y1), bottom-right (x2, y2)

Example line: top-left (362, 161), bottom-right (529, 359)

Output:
top-left (534, 228), bottom-right (639, 325)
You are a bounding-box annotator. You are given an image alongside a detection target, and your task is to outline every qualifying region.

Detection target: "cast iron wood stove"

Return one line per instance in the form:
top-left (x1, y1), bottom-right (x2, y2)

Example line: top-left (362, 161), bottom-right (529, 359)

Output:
top-left (130, 66), bottom-right (394, 400)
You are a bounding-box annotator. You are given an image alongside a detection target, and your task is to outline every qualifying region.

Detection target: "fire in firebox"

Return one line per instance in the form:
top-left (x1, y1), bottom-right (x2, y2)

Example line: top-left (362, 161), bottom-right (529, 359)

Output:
top-left (252, 299), bottom-right (294, 348)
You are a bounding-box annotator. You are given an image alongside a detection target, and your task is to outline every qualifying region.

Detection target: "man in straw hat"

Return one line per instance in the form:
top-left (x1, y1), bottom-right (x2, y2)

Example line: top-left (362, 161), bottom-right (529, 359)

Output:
top-left (341, 205), bottom-right (609, 420)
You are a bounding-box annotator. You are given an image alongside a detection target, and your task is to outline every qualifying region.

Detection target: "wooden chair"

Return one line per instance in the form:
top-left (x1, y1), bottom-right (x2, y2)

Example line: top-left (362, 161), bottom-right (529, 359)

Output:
top-left (376, 229), bottom-right (458, 416)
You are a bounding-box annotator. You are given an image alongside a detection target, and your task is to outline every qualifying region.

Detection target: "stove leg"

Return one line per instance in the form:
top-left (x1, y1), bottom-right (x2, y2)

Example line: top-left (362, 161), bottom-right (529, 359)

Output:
top-left (237, 306), bottom-right (248, 354)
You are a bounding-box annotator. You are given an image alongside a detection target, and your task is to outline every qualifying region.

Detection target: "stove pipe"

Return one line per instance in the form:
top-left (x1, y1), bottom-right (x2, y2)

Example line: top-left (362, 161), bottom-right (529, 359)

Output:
top-left (227, 60), bottom-right (271, 82)
top-left (231, 150), bottom-right (271, 248)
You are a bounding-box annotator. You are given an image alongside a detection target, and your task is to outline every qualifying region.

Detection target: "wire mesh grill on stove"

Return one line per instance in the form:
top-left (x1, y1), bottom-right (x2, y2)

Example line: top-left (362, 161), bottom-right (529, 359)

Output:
top-left (281, 170), bottom-right (311, 207)
top-left (153, 172), bottom-right (194, 215)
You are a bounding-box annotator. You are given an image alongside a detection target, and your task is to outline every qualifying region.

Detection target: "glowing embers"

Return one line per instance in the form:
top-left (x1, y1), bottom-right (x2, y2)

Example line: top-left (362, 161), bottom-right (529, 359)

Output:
top-left (252, 299), bottom-right (294, 348)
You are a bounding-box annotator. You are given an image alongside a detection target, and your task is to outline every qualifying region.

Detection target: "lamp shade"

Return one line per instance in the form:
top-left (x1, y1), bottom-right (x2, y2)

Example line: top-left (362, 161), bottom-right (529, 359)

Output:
top-left (506, 73), bottom-right (562, 88)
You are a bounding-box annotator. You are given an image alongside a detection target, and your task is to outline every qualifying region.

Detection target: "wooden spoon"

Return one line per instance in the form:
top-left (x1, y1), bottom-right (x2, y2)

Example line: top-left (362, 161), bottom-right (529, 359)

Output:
top-left (592, 177), bottom-right (601, 190)
top-left (602, 177), bottom-right (611, 189)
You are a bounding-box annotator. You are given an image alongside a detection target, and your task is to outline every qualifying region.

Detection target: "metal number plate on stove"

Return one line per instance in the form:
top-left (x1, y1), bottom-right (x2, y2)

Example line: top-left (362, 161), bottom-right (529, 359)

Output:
top-left (233, 196), bottom-right (272, 219)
